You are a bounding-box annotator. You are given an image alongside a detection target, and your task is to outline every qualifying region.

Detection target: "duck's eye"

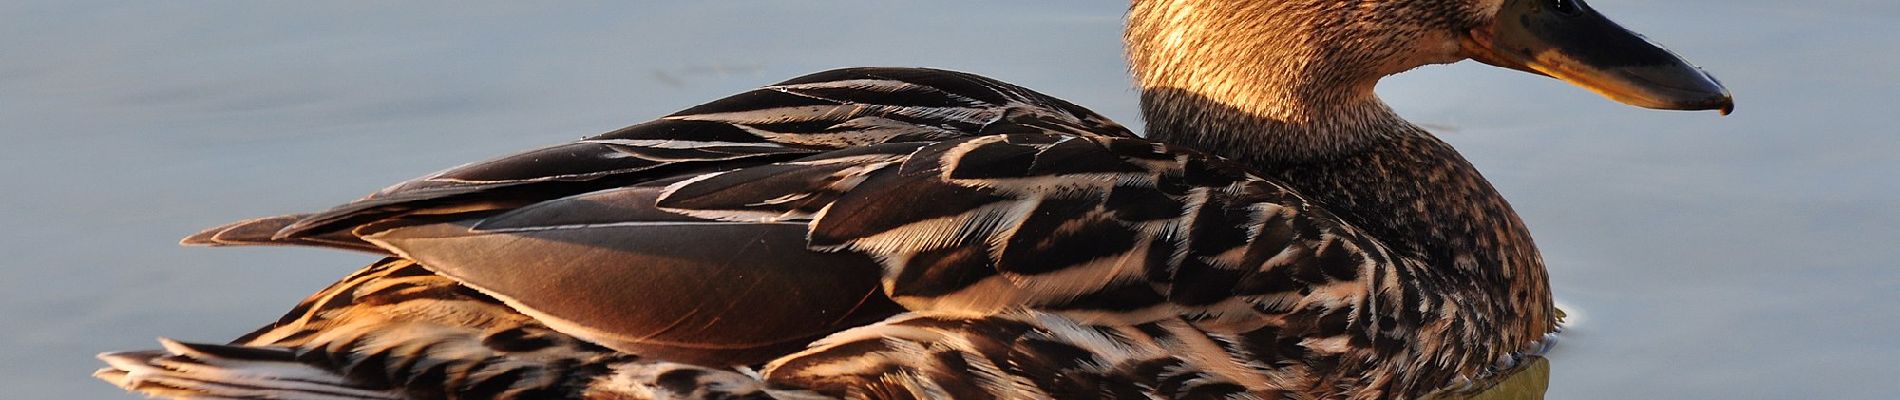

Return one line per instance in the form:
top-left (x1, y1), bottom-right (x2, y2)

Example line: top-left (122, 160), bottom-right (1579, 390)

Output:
top-left (1550, 0), bottom-right (1582, 16)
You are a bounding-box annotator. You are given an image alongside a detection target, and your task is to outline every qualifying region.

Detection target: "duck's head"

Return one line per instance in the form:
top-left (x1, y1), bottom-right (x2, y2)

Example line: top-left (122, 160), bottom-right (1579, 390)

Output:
top-left (1129, 0), bottom-right (1733, 137)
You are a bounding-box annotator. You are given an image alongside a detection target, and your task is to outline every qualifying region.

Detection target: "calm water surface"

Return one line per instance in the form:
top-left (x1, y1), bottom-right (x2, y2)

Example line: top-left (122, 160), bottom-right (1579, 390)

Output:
top-left (3, 2), bottom-right (1894, 398)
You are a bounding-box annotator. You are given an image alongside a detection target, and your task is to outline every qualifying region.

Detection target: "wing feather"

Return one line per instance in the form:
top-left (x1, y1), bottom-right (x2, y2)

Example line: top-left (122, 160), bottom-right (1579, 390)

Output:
top-left (257, 67), bottom-right (1132, 239)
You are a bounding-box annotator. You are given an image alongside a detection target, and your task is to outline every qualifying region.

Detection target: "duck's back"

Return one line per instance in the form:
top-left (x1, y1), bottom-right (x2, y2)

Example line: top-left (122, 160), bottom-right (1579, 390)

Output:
top-left (269, 67), bottom-right (1138, 240)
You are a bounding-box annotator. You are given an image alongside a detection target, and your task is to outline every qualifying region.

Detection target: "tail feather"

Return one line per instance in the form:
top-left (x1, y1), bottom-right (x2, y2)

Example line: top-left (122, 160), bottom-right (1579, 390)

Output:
top-left (99, 328), bottom-right (786, 400)
top-left (96, 339), bottom-right (402, 399)
top-left (181, 214), bottom-right (389, 254)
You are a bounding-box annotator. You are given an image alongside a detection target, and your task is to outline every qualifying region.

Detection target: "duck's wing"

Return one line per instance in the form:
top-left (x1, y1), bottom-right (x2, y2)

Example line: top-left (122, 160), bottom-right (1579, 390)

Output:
top-left (231, 67), bottom-right (1132, 241)
top-left (362, 132), bottom-right (1402, 366)
top-left (176, 67), bottom-right (1135, 367)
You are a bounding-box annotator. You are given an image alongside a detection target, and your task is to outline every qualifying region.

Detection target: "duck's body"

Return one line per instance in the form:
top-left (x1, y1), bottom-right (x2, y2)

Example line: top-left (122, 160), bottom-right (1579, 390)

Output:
top-left (99, 1), bottom-right (1729, 399)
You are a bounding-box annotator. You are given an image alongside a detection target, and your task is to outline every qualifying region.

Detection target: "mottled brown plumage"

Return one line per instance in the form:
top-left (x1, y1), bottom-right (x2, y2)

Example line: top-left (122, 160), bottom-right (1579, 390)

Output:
top-left (99, 258), bottom-right (786, 400)
top-left (1126, 0), bottom-right (1555, 394)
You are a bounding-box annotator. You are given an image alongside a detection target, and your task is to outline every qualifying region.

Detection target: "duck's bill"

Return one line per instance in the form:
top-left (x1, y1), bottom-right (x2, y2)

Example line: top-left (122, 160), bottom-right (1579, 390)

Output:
top-left (1463, 0), bottom-right (1734, 114)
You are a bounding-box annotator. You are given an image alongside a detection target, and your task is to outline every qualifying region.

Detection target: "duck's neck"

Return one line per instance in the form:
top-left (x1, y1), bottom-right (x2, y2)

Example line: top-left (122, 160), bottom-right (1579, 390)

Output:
top-left (1127, 0), bottom-right (1556, 391)
top-left (1127, 0), bottom-right (1419, 162)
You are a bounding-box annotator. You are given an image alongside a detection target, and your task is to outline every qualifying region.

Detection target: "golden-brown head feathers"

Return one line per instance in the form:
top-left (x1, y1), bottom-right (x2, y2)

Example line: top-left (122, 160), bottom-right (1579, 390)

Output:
top-left (1125, 0), bottom-right (1506, 160)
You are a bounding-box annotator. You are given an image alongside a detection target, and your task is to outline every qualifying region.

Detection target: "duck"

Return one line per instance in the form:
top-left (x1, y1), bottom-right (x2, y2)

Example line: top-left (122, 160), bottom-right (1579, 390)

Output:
top-left (97, 0), bottom-right (1730, 399)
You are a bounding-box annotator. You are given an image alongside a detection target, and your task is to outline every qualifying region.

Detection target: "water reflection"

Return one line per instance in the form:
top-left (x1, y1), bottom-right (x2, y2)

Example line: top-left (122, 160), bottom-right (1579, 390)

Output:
top-left (2, 1), bottom-right (1895, 399)
top-left (1430, 358), bottom-right (1551, 400)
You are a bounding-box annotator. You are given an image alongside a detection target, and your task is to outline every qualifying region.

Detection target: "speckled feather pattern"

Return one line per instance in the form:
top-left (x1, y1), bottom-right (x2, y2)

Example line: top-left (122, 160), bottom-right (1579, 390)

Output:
top-left (98, 258), bottom-right (779, 400)
top-left (1127, 2), bottom-right (1556, 395)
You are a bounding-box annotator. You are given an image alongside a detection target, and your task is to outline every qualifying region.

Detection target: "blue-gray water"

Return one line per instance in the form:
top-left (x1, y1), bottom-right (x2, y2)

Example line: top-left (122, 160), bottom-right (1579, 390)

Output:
top-left (3, 2), bottom-right (1894, 398)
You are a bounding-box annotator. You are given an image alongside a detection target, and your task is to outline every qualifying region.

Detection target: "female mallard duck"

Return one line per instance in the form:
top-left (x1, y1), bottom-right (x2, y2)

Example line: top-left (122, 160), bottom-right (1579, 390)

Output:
top-left (99, 0), bottom-right (1729, 399)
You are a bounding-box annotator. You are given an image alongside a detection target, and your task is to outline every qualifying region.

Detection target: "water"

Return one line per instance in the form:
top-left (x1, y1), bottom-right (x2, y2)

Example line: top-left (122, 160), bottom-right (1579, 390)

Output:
top-left (2, 1), bottom-right (1894, 398)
